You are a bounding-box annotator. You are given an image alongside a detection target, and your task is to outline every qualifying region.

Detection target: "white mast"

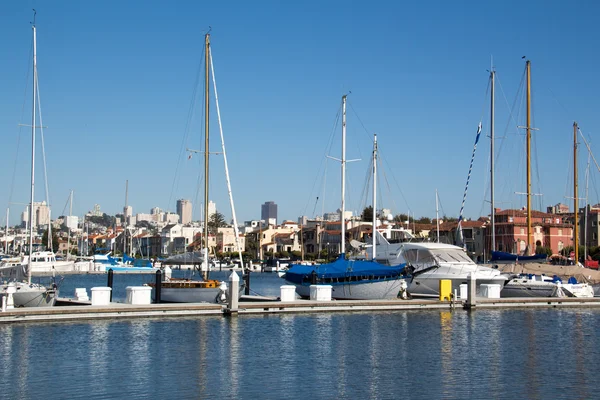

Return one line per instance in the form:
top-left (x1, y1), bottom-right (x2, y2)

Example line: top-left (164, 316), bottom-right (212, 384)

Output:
top-left (4, 209), bottom-right (9, 254)
top-left (27, 21), bottom-right (38, 285)
top-left (341, 95), bottom-right (347, 256)
top-left (372, 134), bottom-right (377, 259)
top-left (66, 190), bottom-right (73, 260)
top-left (202, 33), bottom-right (210, 279)
top-left (209, 49), bottom-right (244, 269)
top-left (490, 68), bottom-right (496, 252)
top-left (123, 180), bottom-right (128, 256)
top-left (436, 189), bottom-right (440, 243)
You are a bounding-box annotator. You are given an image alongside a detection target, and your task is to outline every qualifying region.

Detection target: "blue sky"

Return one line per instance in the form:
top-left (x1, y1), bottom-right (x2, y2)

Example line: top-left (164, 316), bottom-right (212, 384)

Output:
top-left (2, 1), bottom-right (600, 226)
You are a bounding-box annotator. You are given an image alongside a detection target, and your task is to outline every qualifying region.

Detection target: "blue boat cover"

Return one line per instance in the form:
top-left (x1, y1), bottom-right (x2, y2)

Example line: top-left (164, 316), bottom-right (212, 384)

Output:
top-left (491, 251), bottom-right (547, 263)
top-left (284, 255), bottom-right (405, 285)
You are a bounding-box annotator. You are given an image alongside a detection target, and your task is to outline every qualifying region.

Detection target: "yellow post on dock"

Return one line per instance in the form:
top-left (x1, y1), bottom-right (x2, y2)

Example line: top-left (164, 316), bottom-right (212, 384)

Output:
top-left (439, 280), bottom-right (452, 301)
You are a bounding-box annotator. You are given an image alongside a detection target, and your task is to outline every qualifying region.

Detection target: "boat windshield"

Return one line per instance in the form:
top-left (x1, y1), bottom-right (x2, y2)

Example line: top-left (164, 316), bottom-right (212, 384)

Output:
top-left (403, 248), bottom-right (474, 265)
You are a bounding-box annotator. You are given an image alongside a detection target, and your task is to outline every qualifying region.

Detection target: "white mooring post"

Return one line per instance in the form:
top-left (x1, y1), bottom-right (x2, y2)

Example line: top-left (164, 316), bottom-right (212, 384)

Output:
top-left (466, 273), bottom-right (477, 309)
top-left (6, 283), bottom-right (16, 309)
top-left (228, 270), bottom-right (240, 313)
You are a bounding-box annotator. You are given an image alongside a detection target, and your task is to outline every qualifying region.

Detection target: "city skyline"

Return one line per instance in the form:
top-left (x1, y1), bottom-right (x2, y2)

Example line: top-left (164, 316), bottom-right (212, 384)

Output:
top-left (2, 2), bottom-right (600, 227)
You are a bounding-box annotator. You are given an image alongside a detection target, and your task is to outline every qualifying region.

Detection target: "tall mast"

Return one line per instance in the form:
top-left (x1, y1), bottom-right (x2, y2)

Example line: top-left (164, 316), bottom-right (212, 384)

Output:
top-left (372, 134), bottom-right (377, 259)
top-left (574, 121), bottom-right (578, 265)
top-left (436, 190), bottom-right (440, 243)
top-left (4, 209), bottom-right (9, 254)
top-left (526, 60), bottom-right (532, 255)
top-left (341, 95), bottom-right (347, 256)
top-left (28, 22), bottom-right (38, 285)
top-left (584, 147), bottom-right (591, 260)
top-left (209, 47), bottom-right (244, 269)
top-left (490, 68), bottom-right (496, 252)
top-left (203, 33), bottom-right (210, 278)
top-left (67, 190), bottom-right (73, 260)
top-left (123, 180), bottom-right (128, 256)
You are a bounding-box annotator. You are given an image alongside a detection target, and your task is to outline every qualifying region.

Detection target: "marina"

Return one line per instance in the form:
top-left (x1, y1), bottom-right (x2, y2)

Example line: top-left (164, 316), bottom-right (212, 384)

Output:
top-left (2, 270), bottom-right (600, 324)
top-left (2, 3), bottom-right (600, 398)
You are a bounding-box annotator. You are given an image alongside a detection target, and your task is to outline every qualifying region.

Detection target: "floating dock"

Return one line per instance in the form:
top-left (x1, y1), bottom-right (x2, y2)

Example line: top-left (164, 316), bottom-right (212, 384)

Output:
top-left (2, 297), bottom-right (600, 324)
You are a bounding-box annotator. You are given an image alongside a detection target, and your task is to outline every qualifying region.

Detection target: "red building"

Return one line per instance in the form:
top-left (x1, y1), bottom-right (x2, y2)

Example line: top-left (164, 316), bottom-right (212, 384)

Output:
top-left (490, 208), bottom-right (572, 255)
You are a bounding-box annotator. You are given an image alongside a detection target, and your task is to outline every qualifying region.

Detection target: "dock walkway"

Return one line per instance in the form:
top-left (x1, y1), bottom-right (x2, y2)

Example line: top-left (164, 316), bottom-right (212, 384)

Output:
top-left (2, 297), bottom-right (600, 324)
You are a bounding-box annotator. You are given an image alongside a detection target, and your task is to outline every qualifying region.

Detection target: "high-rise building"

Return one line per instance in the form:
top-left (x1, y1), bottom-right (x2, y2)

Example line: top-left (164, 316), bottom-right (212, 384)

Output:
top-left (208, 201), bottom-right (216, 219)
top-left (151, 207), bottom-right (162, 215)
top-left (261, 201), bottom-right (278, 225)
top-left (21, 201), bottom-right (50, 229)
top-left (177, 199), bottom-right (193, 224)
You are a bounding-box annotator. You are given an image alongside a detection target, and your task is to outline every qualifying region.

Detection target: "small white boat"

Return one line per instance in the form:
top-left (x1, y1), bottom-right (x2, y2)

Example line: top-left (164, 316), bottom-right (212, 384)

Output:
top-left (502, 274), bottom-right (594, 298)
top-left (25, 251), bottom-right (74, 273)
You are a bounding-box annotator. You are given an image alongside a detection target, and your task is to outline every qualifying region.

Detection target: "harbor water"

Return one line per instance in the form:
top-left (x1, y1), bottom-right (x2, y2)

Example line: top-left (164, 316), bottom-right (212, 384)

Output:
top-left (2, 273), bottom-right (600, 399)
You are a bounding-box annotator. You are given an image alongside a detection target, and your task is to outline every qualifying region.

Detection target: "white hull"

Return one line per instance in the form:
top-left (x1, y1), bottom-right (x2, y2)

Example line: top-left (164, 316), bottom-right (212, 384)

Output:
top-left (501, 281), bottom-right (556, 298)
top-left (160, 287), bottom-right (225, 303)
top-left (560, 283), bottom-right (594, 298)
top-left (0, 283), bottom-right (57, 307)
top-left (408, 266), bottom-right (508, 298)
top-left (292, 279), bottom-right (406, 300)
top-left (30, 260), bottom-right (75, 273)
top-left (159, 283), bottom-right (244, 304)
top-left (501, 279), bottom-right (595, 298)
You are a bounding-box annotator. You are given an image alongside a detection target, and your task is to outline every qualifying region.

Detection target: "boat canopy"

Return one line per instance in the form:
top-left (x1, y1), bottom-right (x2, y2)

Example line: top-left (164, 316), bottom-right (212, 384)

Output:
top-left (284, 255), bottom-right (405, 285)
top-left (403, 248), bottom-right (475, 266)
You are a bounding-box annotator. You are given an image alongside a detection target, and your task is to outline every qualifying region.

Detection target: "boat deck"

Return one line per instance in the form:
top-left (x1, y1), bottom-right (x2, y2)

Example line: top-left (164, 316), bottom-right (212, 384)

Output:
top-left (1, 296), bottom-right (600, 324)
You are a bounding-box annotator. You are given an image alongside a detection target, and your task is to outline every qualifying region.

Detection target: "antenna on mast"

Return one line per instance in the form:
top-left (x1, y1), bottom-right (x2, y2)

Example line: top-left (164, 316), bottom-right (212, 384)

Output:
top-left (31, 9), bottom-right (36, 25)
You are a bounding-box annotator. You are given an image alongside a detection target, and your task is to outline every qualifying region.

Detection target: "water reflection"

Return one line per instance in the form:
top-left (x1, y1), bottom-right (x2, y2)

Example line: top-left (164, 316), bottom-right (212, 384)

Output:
top-left (89, 321), bottom-right (110, 395)
top-left (439, 311), bottom-right (453, 397)
top-left (0, 325), bottom-right (14, 392)
top-left (227, 316), bottom-right (240, 399)
top-left (126, 320), bottom-right (151, 394)
top-left (525, 312), bottom-right (540, 400)
top-left (1, 309), bottom-right (600, 399)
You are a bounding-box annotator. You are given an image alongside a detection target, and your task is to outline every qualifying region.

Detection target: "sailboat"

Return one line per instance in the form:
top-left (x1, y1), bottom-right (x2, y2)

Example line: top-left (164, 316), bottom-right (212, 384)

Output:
top-left (493, 61), bottom-right (591, 298)
top-left (0, 17), bottom-right (58, 307)
top-left (489, 61), bottom-right (546, 264)
top-left (155, 33), bottom-right (244, 303)
top-left (284, 96), bottom-right (406, 300)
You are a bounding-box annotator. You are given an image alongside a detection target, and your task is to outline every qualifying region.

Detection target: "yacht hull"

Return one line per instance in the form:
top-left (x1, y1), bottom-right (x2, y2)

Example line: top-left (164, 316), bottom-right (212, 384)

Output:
top-left (291, 278), bottom-right (406, 300)
top-left (408, 272), bottom-right (508, 298)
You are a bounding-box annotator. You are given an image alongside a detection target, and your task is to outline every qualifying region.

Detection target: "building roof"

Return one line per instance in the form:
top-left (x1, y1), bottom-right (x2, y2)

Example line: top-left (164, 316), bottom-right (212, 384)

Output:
top-left (495, 208), bottom-right (556, 218)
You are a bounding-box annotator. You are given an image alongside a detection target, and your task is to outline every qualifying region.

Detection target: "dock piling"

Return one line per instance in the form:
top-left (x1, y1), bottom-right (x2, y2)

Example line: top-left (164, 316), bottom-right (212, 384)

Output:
top-left (107, 269), bottom-right (114, 301)
top-left (154, 269), bottom-right (162, 304)
top-left (243, 268), bottom-right (250, 295)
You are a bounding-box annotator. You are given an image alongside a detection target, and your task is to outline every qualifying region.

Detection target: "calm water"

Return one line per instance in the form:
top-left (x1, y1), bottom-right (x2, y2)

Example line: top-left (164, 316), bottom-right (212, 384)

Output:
top-left (3, 274), bottom-right (600, 399)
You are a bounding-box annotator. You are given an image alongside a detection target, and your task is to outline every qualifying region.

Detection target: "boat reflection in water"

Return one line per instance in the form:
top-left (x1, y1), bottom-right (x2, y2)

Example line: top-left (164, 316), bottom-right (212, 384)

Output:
top-left (1, 309), bottom-right (600, 398)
